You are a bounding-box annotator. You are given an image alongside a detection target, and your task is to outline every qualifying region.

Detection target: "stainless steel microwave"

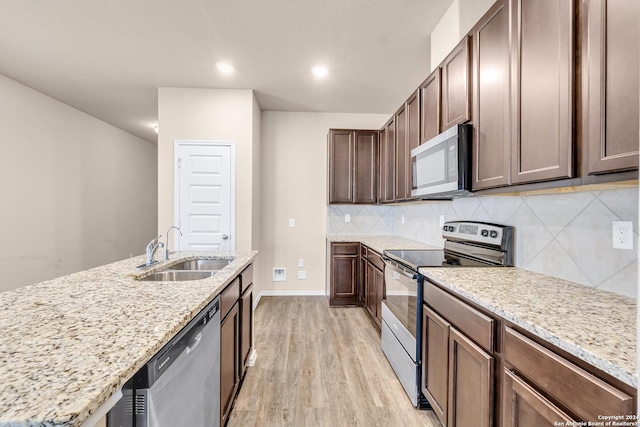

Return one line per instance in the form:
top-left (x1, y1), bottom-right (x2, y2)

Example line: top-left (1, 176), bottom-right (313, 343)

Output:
top-left (411, 123), bottom-right (472, 199)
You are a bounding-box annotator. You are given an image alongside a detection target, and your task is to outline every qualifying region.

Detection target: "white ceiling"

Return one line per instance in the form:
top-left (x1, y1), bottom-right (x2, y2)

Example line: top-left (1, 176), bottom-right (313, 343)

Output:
top-left (0, 0), bottom-right (452, 142)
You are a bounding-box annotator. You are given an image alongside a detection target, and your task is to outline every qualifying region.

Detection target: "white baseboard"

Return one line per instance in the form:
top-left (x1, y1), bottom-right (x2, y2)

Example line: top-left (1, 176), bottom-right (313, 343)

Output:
top-left (254, 290), bottom-right (326, 309)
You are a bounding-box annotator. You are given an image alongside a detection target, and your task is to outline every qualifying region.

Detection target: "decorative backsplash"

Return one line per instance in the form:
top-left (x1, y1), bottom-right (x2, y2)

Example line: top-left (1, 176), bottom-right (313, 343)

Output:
top-left (327, 187), bottom-right (638, 298)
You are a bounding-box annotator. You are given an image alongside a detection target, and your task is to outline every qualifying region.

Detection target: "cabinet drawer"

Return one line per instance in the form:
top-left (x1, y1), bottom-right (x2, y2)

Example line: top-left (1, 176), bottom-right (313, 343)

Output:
top-left (221, 277), bottom-right (240, 320)
top-left (332, 242), bottom-right (359, 255)
top-left (367, 249), bottom-right (384, 271)
top-left (423, 280), bottom-right (495, 353)
top-left (360, 245), bottom-right (367, 258)
top-left (504, 327), bottom-right (633, 421)
top-left (240, 264), bottom-right (253, 294)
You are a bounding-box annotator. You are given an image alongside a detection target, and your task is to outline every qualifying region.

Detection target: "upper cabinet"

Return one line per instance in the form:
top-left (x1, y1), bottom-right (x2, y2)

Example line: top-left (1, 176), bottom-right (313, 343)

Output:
top-left (472, 0), bottom-right (511, 191)
top-left (327, 129), bottom-right (378, 205)
top-left (379, 117), bottom-right (396, 204)
top-left (395, 89), bottom-right (421, 202)
top-left (420, 69), bottom-right (441, 144)
top-left (441, 36), bottom-right (472, 130)
top-left (510, 0), bottom-right (574, 184)
top-left (583, 0), bottom-right (639, 174)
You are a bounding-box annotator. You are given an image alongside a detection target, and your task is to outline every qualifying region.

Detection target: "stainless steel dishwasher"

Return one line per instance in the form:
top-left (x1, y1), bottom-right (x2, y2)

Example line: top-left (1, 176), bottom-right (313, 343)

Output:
top-left (108, 296), bottom-right (220, 427)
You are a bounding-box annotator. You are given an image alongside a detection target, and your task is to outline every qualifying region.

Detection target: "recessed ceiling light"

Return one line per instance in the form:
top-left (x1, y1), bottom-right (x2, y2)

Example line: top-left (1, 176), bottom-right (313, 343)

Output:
top-left (311, 65), bottom-right (329, 78)
top-left (216, 62), bottom-right (235, 74)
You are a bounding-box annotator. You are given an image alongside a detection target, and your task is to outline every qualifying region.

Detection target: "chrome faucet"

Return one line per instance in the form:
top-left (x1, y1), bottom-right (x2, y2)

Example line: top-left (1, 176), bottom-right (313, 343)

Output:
top-left (164, 226), bottom-right (183, 261)
top-left (144, 235), bottom-right (164, 268)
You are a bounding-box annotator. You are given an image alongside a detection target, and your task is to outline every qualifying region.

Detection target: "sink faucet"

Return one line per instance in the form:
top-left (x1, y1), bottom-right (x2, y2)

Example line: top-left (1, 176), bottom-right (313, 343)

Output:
top-left (145, 235), bottom-right (164, 267)
top-left (164, 226), bottom-right (183, 261)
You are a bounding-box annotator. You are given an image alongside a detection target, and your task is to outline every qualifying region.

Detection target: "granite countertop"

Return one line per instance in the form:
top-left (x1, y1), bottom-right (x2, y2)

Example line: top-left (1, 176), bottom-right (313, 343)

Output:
top-left (418, 267), bottom-right (637, 388)
top-left (0, 250), bottom-right (258, 427)
top-left (326, 235), bottom-right (440, 254)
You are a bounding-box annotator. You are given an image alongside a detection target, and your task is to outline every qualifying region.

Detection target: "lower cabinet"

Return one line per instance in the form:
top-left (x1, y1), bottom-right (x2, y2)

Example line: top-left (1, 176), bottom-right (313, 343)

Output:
top-left (362, 247), bottom-right (384, 329)
top-left (220, 263), bottom-right (254, 427)
top-left (220, 302), bottom-right (239, 427)
top-left (328, 242), bottom-right (361, 306)
top-left (422, 281), bottom-right (496, 427)
top-left (503, 326), bottom-right (634, 425)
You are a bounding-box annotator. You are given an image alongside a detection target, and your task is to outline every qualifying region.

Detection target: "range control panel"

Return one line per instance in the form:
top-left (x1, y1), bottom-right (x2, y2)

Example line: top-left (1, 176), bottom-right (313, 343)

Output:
top-left (442, 221), bottom-right (511, 248)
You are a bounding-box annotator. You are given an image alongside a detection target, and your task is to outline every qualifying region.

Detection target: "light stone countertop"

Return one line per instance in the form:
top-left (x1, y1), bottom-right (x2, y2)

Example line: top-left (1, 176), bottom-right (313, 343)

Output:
top-left (0, 250), bottom-right (258, 427)
top-left (419, 267), bottom-right (637, 388)
top-left (326, 234), bottom-right (440, 254)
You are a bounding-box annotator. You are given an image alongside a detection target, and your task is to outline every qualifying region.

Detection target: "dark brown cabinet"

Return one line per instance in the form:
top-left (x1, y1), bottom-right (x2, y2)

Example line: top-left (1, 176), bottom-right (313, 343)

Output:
top-left (510, 0), bottom-right (574, 184)
top-left (395, 89), bottom-right (421, 201)
top-left (327, 129), bottom-right (378, 204)
top-left (503, 326), bottom-right (634, 424)
top-left (365, 255), bottom-right (384, 328)
top-left (220, 280), bottom-right (240, 427)
top-left (329, 242), bottom-right (360, 306)
top-left (471, 0), bottom-right (511, 191)
top-left (379, 117), bottom-right (396, 203)
top-left (503, 369), bottom-right (574, 427)
top-left (239, 264), bottom-right (253, 375)
top-left (422, 281), bottom-right (496, 427)
top-left (420, 69), bottom-right (441, 144)
top-left (441, 36), bottom-right (472, 130)
top-left (583, 0), bottom-right (639, 175)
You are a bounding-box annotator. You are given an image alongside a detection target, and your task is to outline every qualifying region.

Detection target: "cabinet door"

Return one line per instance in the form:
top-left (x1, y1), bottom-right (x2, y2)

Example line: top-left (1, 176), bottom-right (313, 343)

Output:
top-left (441, 36), bottom-right (471, 130)
top-left (422, 306), bottom-right (451, 426)
top-left (330, 243), bottom-right (359, 305)
top-left (510, 0), bottom-right (573, 184)
top-left (420, 69), bottom-right (441, 143)
top-left (240, 285), bottom-right (253, 373)
top-left (328, 129), bottom-right (354, 204)
top-left (503, 370), bottom-right (575, 427)
top-left (358, 254), bottom-right (366, 304)
top-left (395, 104), bottom-right (408, 201)
top-left (472, 0), bottom-right (511, 190)
top-left (448, 328), bottom-right (493, 427)
top-left (379, 117), bottom-right (396, 203)
top-left (354, 130), bottom-right (378, 203)
top-left (584, 0), bottom-right (639, 174)
top-left (221, 304), bottom-right (239, 426)
top-left (365, 261), bottom-right (376, 319)
top-left (405, 89), bottom-right (420, 199)
top-left (373, 265), bottom-right (384, 326)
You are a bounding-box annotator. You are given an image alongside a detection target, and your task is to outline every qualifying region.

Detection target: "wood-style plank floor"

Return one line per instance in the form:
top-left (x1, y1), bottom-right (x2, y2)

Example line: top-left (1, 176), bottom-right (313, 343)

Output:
top-left (228, 296), bottom-right (440, 427)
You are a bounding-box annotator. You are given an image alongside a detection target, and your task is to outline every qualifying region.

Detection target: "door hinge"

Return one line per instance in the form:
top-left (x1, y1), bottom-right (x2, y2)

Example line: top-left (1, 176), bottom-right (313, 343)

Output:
top-left (177, 157), bottom-right (182, 169)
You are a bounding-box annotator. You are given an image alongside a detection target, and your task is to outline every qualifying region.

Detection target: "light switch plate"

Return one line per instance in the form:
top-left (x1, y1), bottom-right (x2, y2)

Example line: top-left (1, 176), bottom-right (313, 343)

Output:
top-left (289, 218), bottom-right (295, 227)
top-left (613, 221), bottom-right (633, 250)
top-left (298, 258), bottom-right (304, 268)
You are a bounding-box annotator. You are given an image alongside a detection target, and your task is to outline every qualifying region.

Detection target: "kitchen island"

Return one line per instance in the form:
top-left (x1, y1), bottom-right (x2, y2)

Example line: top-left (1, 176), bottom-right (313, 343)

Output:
top-left (0, 250), bottom-right (258, 426)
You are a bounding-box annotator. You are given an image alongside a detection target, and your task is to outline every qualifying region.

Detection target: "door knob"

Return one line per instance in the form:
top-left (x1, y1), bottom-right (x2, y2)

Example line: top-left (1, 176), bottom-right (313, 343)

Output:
top-left (222, 234), bottom-right (229, 240)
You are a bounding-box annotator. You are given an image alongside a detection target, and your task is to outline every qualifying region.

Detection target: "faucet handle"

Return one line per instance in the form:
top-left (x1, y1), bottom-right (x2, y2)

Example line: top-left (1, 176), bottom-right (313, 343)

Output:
top-left (146, 234), bottom-right (162, 250)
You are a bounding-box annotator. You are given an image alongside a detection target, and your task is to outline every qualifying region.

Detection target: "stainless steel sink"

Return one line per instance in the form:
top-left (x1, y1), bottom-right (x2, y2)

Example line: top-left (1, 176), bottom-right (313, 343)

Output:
top-left (139, 270), bottom-right (217, 282)
top-left (169, 258), bottom-right (233, 271)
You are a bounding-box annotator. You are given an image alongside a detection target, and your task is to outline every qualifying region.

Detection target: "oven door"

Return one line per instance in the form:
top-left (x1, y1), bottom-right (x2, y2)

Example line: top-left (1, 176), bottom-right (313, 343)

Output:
top-left (382, 261), bottom-right (418, 355)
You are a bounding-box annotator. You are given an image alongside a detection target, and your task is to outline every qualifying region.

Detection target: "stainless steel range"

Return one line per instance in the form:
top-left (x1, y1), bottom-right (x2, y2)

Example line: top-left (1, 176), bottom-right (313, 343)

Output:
top-left (381, 221), bottom-right (514, 407)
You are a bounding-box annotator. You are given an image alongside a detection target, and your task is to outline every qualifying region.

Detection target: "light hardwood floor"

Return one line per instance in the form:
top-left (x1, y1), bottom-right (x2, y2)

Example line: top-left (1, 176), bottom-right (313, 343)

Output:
top-left (228, 296), bottom-right (440, 427)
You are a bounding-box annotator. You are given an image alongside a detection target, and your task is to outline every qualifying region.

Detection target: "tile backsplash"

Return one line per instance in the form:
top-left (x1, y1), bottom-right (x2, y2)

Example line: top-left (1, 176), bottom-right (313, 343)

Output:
top-left (327, 188), bottom-right (638, 298)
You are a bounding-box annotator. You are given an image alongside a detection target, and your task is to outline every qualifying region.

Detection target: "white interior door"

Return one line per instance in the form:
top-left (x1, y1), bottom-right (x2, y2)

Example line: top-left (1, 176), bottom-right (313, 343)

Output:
top-left (175, 141), bottom-right (235, 251)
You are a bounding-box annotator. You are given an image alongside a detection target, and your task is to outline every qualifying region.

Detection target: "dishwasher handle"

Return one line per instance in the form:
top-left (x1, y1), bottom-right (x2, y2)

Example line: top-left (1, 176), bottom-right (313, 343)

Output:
top-left (186, 331), bottom-right (203, 354)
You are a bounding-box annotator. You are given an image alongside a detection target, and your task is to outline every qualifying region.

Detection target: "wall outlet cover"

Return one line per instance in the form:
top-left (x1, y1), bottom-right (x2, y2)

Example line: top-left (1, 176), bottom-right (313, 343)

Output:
top-left (612, 221), bottom-right (633, 250)
top-left (288, 218), bottom-right (295, 227)
top-left (345, 214), bottom-right (351, 223)
top-left (297, 271), bottom-right (307, 280)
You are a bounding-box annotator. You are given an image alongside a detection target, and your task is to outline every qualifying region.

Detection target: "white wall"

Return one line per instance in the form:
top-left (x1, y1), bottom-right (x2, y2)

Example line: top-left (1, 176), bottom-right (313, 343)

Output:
top-left (430, 0), bottom-right (496, 69)
top-left (259, 112), bottom-right (388, 296)
top-left (157, 88), bottom-right (260, 252)
top-left (0, 74), bottom-right (157, 293)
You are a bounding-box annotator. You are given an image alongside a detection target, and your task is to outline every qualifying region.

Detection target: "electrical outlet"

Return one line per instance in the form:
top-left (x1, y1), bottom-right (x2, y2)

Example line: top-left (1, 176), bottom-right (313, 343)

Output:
top-left (289, 218), bottom-right (295, 227)
top-left (401, 214), bottom-right (405, 224)
top-left (297, 271), bottom-right (307, 280)
top-left (439, 215), bottom-right (445, 227)
top-left (345, 214), bottom-right (350, 223)
top-left (612, 221), bottom-right (633, 250)
top-left (298, 258), bottom-right (304, 268)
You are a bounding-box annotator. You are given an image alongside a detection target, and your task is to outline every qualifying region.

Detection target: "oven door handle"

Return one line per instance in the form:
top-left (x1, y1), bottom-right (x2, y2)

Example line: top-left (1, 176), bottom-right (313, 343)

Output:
top-left (383, 258), bottom-right (417, 280)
